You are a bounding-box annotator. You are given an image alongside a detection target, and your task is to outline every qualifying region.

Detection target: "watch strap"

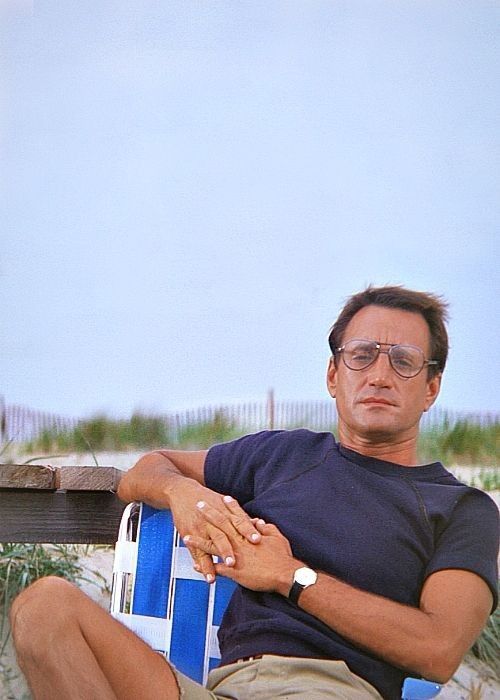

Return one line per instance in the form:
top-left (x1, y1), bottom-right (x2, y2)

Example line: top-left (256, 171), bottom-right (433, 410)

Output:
top-left (288, 580), bottom-right (305, 605)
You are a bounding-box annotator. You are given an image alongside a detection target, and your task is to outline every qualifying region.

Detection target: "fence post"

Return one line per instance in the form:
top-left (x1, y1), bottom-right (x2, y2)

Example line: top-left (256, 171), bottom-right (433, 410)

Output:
top-left (0, 395), bottom-right (6, 443)
top-left (267, 389), bottom-right (275, 430)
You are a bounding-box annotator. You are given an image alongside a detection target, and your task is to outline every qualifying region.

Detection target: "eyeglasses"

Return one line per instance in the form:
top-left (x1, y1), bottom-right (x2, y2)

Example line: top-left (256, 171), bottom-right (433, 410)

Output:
top-left (335, 339), bottom-right (439, 379)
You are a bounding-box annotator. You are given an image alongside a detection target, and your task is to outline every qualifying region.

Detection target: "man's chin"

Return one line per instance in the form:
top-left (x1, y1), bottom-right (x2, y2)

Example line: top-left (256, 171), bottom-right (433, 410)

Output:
top-left (353, 416), bottom-right (401, 442)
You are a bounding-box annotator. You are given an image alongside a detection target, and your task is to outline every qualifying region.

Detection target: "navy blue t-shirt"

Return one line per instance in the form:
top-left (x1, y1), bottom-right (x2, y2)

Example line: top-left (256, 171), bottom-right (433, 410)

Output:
top-left (204, 429), bottom-right (499, 700)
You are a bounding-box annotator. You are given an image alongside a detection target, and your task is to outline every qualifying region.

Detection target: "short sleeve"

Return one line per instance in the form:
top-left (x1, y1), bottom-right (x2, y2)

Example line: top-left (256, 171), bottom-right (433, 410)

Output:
top-left (204, 430), bottom-right (286, 505)
top-left (425, 490), bottom-right (499, 611)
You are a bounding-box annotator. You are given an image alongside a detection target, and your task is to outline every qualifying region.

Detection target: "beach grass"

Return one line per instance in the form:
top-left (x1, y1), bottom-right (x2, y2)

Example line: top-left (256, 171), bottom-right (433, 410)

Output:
top-left (22, 410), bottom-right (245, 453)
top-left (0, 543), bottom-right (90, 658)
top-left (418, 419), bottom-right (499, 468)
top-left (471, 599), bottom-right (500, 678)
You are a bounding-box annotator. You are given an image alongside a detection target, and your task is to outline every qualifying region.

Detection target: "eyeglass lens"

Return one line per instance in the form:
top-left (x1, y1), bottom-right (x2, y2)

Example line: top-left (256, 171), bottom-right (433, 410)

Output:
top-left (342, 340), bottom-right (425, 378)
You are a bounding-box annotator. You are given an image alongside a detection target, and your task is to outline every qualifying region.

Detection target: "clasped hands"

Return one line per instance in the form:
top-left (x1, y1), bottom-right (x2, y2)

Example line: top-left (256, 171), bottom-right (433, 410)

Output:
top-left (182, 495), bottom-right (299, 595)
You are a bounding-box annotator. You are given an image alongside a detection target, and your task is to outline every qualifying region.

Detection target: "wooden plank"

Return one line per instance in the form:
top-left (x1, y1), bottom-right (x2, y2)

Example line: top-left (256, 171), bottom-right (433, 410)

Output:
top-left (59, 466), bottom-right (123, 492)
top-left (0, 464), bottom-right (57, 489)
top-left (0, 465), bottom-right (123, 492)
top-left (0, 490), bottom-right (126, 543)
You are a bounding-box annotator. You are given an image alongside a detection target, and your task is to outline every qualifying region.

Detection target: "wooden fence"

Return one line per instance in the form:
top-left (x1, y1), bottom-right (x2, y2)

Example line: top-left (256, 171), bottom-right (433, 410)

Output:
top-left (1, 395), bottom-right (498, 446)
top-left (1, 402), bottom-right (79, 444)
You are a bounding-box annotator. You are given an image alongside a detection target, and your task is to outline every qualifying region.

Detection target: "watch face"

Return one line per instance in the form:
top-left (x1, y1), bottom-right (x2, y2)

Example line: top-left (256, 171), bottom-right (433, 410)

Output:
top-left (295, 567), bottom-right (317, 586)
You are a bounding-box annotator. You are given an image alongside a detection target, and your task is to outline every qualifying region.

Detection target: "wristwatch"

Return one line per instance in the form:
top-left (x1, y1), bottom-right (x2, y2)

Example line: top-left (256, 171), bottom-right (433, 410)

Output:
top-left (288, 566), bottom-right (318, 604)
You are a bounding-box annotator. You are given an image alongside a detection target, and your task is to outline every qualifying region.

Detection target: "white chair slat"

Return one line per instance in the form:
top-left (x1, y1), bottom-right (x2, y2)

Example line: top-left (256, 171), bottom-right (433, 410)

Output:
top-left (173, 546), bottom-right (206, 581)
top-left (208, 625), bottom-right (221, 659)
top-left (113, 540), bottom-right (138, 573)
top-left (112, 611), bottom-right (172, 652)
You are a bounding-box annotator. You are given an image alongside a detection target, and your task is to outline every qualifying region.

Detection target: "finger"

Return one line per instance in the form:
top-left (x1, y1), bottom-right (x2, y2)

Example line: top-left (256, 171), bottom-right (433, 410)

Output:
top-left (195, 500), bottom-right (240, 539)
top-left (254, 518), bottom-right (267, 533)
top-left (259, 522), bottom-right (281, 536)
top-left (221, 496), bottom-right (262, 543)
top-left (196, 498), bottom-right (260, 544)
top-left (183, 534), bottom-right (218, 555)
top-left (183, 538), bottom-right (216, 583)
top-left (184, 526), bottom-right (235, 566)
top-left (246, 517), bottom-right (267, 533)
top-left (205, 523), bottom-right (236, 566)
top-left (196, 551), bottom-right (216, 583)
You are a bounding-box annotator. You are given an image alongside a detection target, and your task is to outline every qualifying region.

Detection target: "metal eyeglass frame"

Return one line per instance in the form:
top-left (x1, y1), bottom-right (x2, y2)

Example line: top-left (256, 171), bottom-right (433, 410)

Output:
top-left (335, 339), bottom-right (439, 379)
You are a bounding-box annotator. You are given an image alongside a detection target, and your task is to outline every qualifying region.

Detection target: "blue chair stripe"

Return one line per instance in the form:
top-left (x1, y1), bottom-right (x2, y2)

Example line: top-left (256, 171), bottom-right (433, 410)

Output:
top-left (208, 656), bottom-right (220, 673)
top-left (213, 575), bottom-right (236, 626)
top-left (170, 578), bottom-right (210, 683)
top-left (132, 505), bottom-right (174, 618)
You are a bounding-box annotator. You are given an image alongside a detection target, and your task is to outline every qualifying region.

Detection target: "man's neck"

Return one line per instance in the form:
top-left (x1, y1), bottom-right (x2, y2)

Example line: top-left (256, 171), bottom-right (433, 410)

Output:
top-left (338, 424), bottom-right (420, 466)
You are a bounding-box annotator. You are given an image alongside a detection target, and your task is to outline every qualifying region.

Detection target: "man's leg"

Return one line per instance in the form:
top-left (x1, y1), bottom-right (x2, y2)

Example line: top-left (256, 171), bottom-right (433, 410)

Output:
top-left (9, 576), bottom-right (181, 700)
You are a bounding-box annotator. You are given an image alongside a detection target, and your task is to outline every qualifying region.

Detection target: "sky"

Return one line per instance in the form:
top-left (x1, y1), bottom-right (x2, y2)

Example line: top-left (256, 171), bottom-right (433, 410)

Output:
top-left (1, 1), bottom-right (499, 419)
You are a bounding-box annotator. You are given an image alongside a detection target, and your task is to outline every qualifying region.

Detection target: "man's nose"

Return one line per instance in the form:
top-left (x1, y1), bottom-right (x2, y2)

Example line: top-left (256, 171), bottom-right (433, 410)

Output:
top-left (367, 351), bottom-right (394, 386)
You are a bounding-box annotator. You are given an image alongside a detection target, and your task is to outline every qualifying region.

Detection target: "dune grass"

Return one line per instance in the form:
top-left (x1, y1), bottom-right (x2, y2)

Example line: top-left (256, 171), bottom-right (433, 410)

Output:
top-left (0, 543), bottom-right (89, 658)
top-left (23, 413), bottom-right (172, 453)
top-left (174, 410), bottom-right (245, 448)
top-left (22, 410), bottom-right (245, 454)
top-left (471, 597), bottom-right (500, 677)
top-left (417, 420), bottom-right (500, 467)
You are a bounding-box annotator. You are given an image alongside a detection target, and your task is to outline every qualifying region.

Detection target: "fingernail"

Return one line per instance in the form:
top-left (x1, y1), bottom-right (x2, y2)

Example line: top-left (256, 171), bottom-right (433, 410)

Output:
top-left (193, 564), bottom-right (201, 571)
top-left (223, 495), bottom-right (233, 503)
top-left (258, 519), bottom-right (266, 525)
top-left (183, 535), bottom-right (191, 543)
top-left (251, 533), bottom-right (260, 542)
top-left (196, 501), bottom-right (205, 509)
top-left (225, 556), bottom-right (235, 566)
top-left (206, 574), bottom-right (215, 583)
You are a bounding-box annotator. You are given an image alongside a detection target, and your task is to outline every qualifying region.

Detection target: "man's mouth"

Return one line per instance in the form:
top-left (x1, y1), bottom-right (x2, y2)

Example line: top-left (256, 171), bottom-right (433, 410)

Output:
top-left (359, 397), bottom-right (395, 406)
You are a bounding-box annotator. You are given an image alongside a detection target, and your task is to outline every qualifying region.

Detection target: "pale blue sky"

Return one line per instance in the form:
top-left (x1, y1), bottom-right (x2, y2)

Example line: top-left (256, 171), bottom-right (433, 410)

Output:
top-left (1, 1), bottom-right (499, 418)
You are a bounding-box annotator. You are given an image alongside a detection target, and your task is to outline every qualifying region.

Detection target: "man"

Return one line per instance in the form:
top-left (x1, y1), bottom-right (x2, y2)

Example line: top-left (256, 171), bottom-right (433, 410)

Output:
top-left (10, 286), bottom-right (498, 700)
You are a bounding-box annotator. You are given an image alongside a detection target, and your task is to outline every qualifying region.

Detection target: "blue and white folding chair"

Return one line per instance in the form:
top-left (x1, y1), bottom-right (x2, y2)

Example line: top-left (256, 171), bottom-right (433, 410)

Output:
top-left (111, 502), bottom-right (236, 684)
top-left (110, 503), bottom-right (441, 698)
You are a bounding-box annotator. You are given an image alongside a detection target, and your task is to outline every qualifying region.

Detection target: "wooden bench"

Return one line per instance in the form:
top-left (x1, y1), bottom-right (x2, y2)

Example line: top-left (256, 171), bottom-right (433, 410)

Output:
top-left (0, 464), bottom-right (125, 543)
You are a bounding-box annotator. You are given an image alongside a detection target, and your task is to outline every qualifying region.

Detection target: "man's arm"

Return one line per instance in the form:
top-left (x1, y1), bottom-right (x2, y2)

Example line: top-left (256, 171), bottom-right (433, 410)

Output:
top-left (117, 449), bottom-right (208, 508)
top-left (189, 502), bottom-right (493, 683)
top-left (117, 450), bottom-right (261, 580)
top-left (288, 567), bottom-right (492, 683)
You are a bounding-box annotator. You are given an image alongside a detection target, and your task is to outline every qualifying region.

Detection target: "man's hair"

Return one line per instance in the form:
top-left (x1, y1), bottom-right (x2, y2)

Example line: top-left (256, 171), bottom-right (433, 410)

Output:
top-left (328, 285), bottom-right (449, 377)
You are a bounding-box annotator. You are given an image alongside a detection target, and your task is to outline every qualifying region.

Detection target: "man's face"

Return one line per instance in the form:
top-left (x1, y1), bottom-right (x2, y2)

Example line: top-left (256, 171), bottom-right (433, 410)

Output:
top-left (327, 305), bottom-right (441, 442)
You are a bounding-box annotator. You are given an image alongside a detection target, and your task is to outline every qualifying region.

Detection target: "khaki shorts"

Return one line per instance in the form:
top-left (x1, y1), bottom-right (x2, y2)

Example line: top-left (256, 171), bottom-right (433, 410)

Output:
top-left (171, 655), bottom-right (383, 699)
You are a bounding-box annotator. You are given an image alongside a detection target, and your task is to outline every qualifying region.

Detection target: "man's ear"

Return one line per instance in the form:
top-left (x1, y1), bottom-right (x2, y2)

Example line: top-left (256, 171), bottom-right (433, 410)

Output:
top-left (423, 373), bottom-right (442, 412)
top-left (326, 357), bottom-right (337, 398)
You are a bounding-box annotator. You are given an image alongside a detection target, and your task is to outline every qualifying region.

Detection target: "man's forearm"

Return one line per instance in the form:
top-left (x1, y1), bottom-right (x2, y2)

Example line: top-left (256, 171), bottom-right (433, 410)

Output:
top-left (278, 568), bottom-right (489, 684)
top-left (117, 451), bottom-right (205, 508)
top-left (287, 573), bottom-right (441, 680)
